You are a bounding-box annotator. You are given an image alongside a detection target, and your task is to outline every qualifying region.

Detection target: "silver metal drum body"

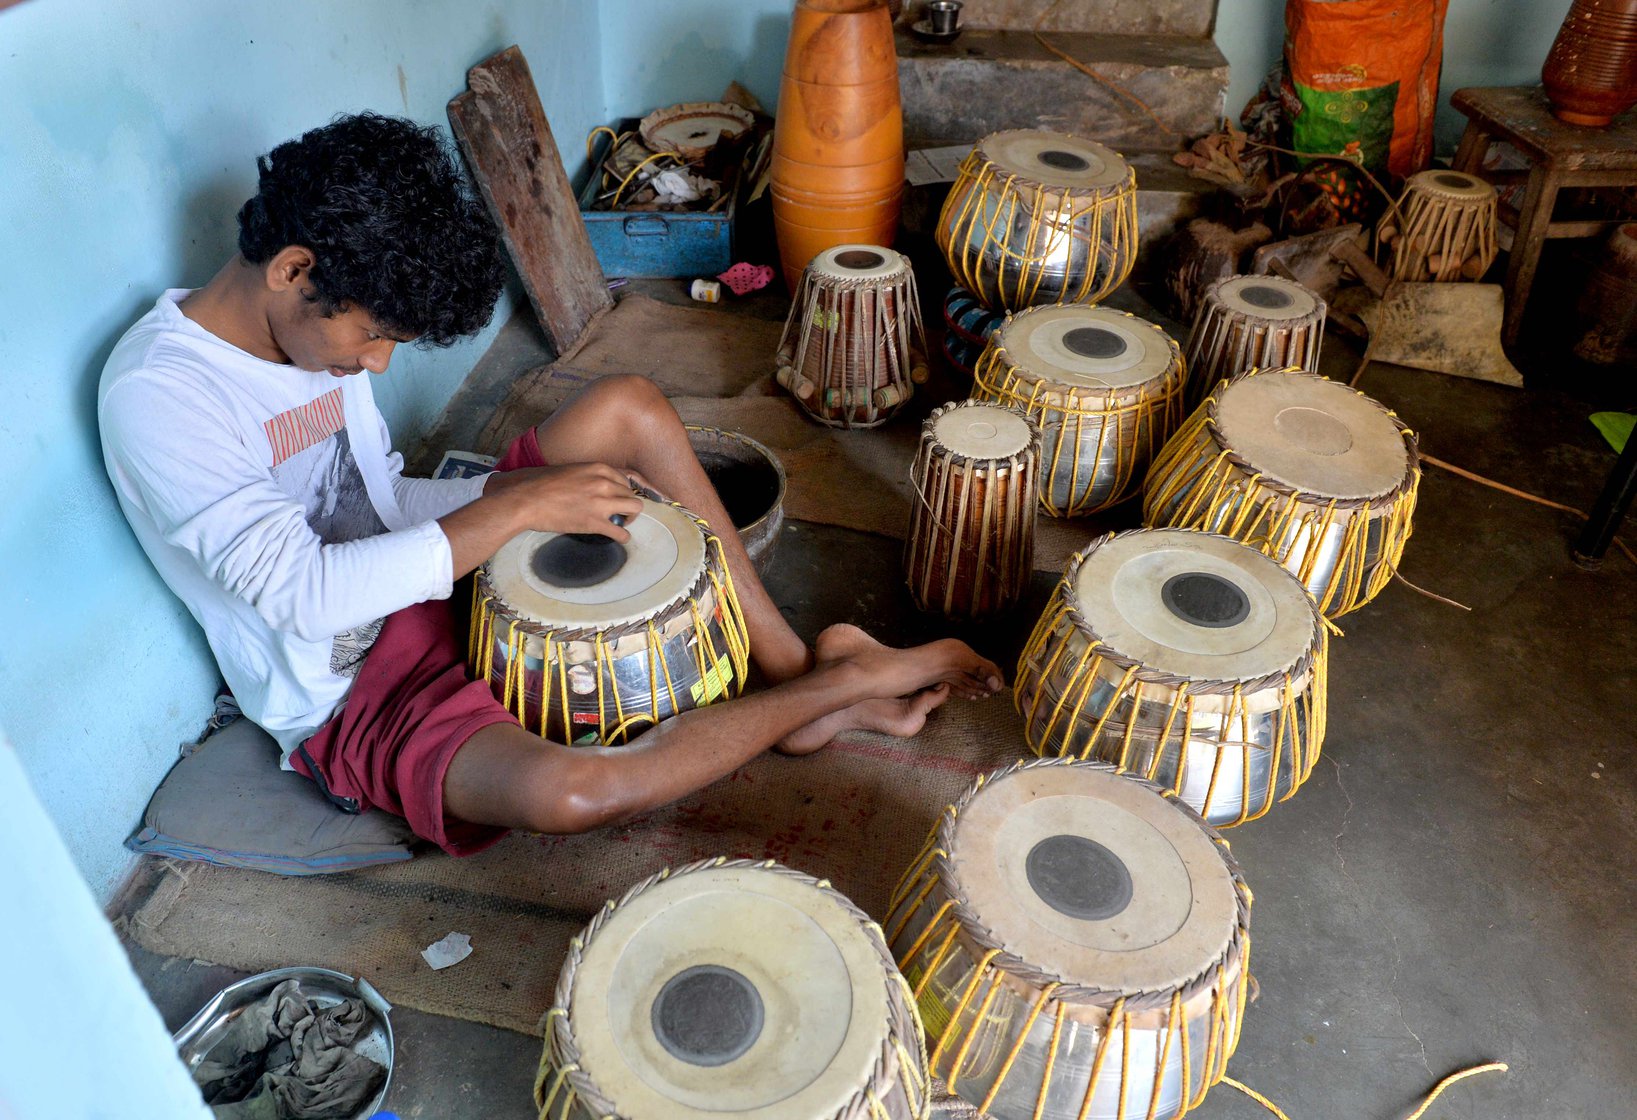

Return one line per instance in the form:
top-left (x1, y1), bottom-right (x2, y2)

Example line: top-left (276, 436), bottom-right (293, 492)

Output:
top-left (1020, 650), bottom-right (1307, 827)
top-left (893, 897), bottom-right (1239, 1120)
top-left (1036, 401), bottom-right (1162, 515)
top-left (1143, 426), bottom-right (1395, 607)
top-left (941, 176), bottom-right (1126, 309)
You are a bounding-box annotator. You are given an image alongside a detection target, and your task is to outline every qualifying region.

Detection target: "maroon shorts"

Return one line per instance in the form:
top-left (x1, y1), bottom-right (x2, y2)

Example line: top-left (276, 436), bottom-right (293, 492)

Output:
top-left (291, 429), bottom-right (546, 856)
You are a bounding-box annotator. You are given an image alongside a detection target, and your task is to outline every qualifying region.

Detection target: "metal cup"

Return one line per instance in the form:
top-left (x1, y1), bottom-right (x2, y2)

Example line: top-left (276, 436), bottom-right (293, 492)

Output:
top-left (928, 0), bottom-right (962, 34)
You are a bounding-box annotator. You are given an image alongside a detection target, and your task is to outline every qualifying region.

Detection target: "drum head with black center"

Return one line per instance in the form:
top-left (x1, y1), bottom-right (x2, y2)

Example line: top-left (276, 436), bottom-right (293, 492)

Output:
top-left (948, 762), bottom-right (1238, 994)
top-left (931, 401), bottom-right (1035, 462)
top-left (999, 304), bottom-right (1175, 392)
top-left (979, 129), bottom-right (1131, 192)
top-left (1071, 529), bottom-right (1318, 682)
top-left (485, 498), bottom-right (708, 631)
top-left (568, 864), bottom-right (892, 1120)
top-left (1213, 369), bottom-right (1411, 500)
top-left (1410, 168), bottom-right (1494, 202)
top-left (1214, 274), bottom-right (1320, 321)
top-left (810, 243), bottom-right (908, 284)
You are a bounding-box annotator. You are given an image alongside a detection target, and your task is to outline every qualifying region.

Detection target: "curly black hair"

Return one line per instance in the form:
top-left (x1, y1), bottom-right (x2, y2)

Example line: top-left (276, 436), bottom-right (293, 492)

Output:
top-left (237, 112), bottom-right (505, 347)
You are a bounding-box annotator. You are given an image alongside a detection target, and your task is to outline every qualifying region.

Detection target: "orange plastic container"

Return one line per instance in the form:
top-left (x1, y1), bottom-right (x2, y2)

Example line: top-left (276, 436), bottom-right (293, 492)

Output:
top-left (771, 0), bottom-right (904, 290)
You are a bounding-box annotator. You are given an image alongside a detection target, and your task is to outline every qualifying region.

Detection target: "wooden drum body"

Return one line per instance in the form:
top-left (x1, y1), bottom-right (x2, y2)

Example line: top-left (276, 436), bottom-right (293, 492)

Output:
top-left (905, 400), bottom-right (1040, 619)
top-left (974, 305), bottom-right (1184, 517)
top-left (1378, 170), bottom-right (1499, 283)
top-left (776, 244), bottom-right (929, 429)
top-left (886, 759), bottom-right (1251, 1120)
top-left (1015, 530), bottom-right (1327, 826)
top-left (937, 130), bottom-right (1138, 310)
top-left (470, 497), bottom-right (750, 744)
top-left (1183, 275), bottom-right (1326, 409)
top-left (1143, 368), bottom-right (1420, 619)
top-left (538, 858), bottom-right (930, 1120)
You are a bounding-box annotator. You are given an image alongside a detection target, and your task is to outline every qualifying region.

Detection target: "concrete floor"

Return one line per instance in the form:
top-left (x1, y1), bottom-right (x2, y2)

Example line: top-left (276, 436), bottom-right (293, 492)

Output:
top-left (127, 239), bottom-right (1636, 1118)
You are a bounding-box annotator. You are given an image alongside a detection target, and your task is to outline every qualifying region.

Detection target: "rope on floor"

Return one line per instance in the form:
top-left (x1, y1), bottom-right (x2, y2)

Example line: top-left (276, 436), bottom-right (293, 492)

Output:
top-left (1422, 454), bottom-right (1637, 567)
top-left (1218, 1061), bottom-right (1509, 1120)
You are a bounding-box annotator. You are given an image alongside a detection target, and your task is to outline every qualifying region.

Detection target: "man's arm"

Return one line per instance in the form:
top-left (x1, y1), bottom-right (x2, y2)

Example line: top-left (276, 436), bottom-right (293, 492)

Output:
top-left (439, 463), bottom-right (644, 580)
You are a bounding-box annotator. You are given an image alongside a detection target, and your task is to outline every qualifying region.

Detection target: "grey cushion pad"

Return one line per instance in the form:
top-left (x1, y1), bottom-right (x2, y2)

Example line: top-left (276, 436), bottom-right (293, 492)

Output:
top-left (128, 717), bottom-right (417, 875)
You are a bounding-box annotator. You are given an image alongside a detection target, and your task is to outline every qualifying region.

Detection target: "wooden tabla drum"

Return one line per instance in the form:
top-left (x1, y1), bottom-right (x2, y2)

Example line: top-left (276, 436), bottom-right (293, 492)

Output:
top-left (937, 129), bottom-right (1138, 310)
top-left (1015, 530), bottom-right (1327, 827)
top-left (776, 244), bottom-right (929, 429)
top-left (905, 400), bottom-right (1041, 619)
top-left (1378, 169), bottom-right (1499, 283)
top-left (538, 858), bottom-right (931, 1120)
top-left (886, 758), bottom-right (1251, 1120)
top-left (1142, 368), bottom-right (1420, 619)
top-left (1183, 274), bottom-right (1326, 408)
top-left (470, 496), bottom-right (750, 744)
top-left (974, 305), bottom-right (1184, 517)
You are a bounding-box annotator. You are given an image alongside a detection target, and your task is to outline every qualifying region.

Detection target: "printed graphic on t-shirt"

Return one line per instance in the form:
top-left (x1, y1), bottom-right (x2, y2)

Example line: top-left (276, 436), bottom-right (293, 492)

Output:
top-left (265, 388), bottom-right (388, 675)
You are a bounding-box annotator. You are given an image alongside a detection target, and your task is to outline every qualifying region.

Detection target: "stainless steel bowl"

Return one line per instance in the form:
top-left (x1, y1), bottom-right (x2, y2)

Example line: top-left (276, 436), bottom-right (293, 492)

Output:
top-left (174, 966), bottom-right (395, 1119)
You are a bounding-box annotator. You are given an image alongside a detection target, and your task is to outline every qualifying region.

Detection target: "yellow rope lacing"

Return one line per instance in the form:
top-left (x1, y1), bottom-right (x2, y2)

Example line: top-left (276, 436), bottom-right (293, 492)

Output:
top-left (935, 149), bottom-right (1138, 309)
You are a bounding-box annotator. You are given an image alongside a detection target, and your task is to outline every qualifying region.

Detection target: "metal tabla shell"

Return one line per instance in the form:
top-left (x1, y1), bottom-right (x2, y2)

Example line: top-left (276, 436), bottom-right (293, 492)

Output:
top-left (936, 129), bottom-right (1138, 310)
top-left (975, 305), bottom-right (1185, 517)
top-left (537, 858), bottom-right (930, 1120)
top-left (1014, 529), bottom-right (1328, 826)
top-left (905, 400), bottom-right (1041, 619)
top-left (1142, 367), bottom-right (1420, 619)
top-left (1182, 274), bottom-right (1326, 409)
top-left (471, 496), bottom-right (749, 744)
top-left (885, 759), bottom-right (1251, 1120)
top-left (776, 244), bottom-right (929, 429)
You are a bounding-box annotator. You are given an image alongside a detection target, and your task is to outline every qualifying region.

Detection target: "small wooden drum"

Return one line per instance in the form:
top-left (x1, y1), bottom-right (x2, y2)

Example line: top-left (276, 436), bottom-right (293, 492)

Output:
top-left (776, 244), bottom-right (929, 429)
top-left (538, 858), bottom-right (930, 1120)
top-left (1015, 529), bottom-right (1327, 826)
top-left (937, 129), bottom-right (1139, 310)
top-left (905, 400), bottom-right (1041, 619)
top-left (1378, 169), bottom-right (1499, 283)
top-left (974, 305), bottom-right (1184, 517)
top-left (1183, 274), bottom-right (1326, 408)
top-left (886, 758), bottom-right (1251, 1120)
top-left (1143, 367), bottom-right (1420, 619)
top-left (470, 496), bottom-right (750, 744)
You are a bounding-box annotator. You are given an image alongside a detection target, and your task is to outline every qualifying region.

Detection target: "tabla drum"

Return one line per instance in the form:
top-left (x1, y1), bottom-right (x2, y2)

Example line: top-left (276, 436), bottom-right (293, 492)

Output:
top-left (470, 496), bottom-right (750, 744)
top-left (1142, 367), bottom-right (1420, 619)
top-left (775, 244), bottom-right (929, 429)
top-left (1014, 529), bottom-right (1327, 826)
top-left (537, 858), bottom-right (931, 1120)
top-left (1378, 169), bottom-right (1499, 283)
top-left (885, 758), bottom-right (1251, 1120)
top-left (905, 400), bottom-right (1041, 619)
top-left (1182, 274), bottom-right (1326, 409)
top-left (937, 129), bottom-right (1138, 310)
top-left (974, 305), bottom-right (1184, 517)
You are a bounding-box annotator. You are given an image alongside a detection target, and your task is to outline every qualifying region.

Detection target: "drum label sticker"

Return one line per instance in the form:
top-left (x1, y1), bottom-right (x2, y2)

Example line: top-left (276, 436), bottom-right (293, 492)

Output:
top-left (691, 654), bottom-right (735, 704)
top-left (571, 711), bottom-right (603, 726)
top-left (810, 307), bottom-right (840, 331)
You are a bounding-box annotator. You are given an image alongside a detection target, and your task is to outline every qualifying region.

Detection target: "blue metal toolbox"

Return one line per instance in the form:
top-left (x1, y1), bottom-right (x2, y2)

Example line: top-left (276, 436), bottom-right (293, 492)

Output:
top-left (576, 122), bottom-right (737, 279)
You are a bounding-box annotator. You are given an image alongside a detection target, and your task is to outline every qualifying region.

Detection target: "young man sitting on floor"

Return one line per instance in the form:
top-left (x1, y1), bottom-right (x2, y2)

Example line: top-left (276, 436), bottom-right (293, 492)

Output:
top-left (99, 112), bottom-right (1003, 856)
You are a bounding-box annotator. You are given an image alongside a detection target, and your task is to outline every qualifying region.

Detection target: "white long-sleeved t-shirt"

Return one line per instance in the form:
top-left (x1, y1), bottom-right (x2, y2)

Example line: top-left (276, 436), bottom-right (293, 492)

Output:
top-left (98, 290), bottom-right (489, 762)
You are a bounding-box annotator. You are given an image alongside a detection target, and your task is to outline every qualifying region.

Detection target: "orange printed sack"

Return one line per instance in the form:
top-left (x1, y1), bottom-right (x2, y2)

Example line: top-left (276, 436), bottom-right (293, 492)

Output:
top-left (1282, 0), bottom-right (1450, 180)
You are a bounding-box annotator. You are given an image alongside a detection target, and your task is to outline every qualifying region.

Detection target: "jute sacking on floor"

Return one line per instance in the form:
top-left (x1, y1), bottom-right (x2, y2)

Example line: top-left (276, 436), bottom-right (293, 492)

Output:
top-left (125, 696), bottom-right (1032, 1036)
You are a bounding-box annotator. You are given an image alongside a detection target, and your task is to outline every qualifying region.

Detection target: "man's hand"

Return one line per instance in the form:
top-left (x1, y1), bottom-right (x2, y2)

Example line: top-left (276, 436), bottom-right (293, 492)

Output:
top-left (441, 462), bottom-right (644, 580)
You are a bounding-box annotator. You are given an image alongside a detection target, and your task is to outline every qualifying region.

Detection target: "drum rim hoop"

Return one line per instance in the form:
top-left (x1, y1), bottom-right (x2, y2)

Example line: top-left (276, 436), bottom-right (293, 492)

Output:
top-left (1204, 273), bottom-right (1326, 323)
top-left (979, 309), bottom-right (1184, 407)
top-left (924, 758), bottom-right (1251, 1013)
top-left (1201, 367), bottom-right (1422, 508)
top-left (542, 857), bottom-right (924, 1119)
top-left (970, 129), bottom-right (1138, 196)
top-left (922, 398), bottom-right (1042, 465)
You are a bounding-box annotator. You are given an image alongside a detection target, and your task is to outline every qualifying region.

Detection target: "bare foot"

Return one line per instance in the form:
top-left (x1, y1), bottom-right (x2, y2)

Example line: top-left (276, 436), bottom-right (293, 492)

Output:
top-left (814, 623), bottom-right (1004, 700)
top-left (776, 685), bottom-right (951, 756)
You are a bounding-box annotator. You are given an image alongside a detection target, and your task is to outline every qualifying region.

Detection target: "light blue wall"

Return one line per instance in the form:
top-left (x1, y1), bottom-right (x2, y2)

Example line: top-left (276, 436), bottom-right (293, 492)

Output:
top-left (601, 0), bottom-right (791, 122)
top-left (0, 0), bottom-right (605, 901)
top-left (1215, 0), bottom-right (1575, 153)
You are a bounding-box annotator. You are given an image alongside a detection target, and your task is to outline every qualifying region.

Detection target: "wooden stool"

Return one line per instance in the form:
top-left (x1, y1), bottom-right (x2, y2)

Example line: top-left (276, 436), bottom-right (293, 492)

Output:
top-left (1450, 86), bottom-right (1637, 346)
